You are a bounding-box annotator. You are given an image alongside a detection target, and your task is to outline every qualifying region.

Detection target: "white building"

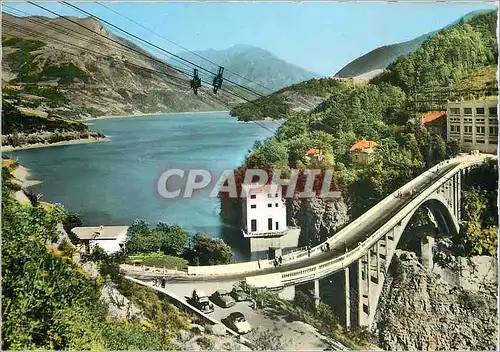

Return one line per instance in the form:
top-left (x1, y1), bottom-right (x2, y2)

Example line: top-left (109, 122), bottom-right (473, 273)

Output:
top-left (241, 184), bottom-right (287, 237)
top-left (447, 97), bottom-right (498, 153)
top-left (73, 226), bottom-right (129, 254)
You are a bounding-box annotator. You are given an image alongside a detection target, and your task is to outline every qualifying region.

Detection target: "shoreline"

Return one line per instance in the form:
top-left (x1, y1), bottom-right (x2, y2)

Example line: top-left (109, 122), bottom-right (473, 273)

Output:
top-left (86, 110), bottom-right (230, 121)
top-left (2, 137), bottom-right (109, 152)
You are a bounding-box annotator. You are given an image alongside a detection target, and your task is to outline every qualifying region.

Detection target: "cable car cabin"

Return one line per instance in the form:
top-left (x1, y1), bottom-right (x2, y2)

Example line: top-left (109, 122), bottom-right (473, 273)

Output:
top-left (212, 66), bottom-right (224, 94)
top-left (190, 68), bottom-right (202, 95)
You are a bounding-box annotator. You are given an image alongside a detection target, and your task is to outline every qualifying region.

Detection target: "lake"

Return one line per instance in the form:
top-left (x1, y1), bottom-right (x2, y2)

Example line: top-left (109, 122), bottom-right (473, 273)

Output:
top-left (8, 112), bottom-right (277, 260)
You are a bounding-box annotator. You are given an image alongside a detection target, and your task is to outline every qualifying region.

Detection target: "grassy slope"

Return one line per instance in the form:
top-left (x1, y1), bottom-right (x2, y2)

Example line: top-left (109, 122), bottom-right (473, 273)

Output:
top-left (335, 31), bottom-right (433, 78)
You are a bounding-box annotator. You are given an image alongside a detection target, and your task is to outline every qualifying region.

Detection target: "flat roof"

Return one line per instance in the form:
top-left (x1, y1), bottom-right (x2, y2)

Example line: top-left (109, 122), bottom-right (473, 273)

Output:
top-left (73, 226), bottom-right (129, 240)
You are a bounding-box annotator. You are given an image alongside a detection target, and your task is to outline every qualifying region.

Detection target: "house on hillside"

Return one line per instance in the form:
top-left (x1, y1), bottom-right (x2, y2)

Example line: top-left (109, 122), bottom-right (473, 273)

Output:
top-left (73, 225), bottom-right (129, 254)
top-left (422, 111), bottom-right (447, 139)
top-left (350, 139), bottom-right (378, 163)
top-left (304, 148), bottom-right (324, 162)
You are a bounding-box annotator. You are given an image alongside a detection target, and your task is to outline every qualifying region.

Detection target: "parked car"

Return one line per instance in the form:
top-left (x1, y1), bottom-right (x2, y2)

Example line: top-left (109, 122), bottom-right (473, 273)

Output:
top-left (187, 290), bottom-right (214, 313)
top-left (210, 289), bottom-right (236, 308)
top-left (222, 312), bottom-right (252, 334)
top-left (230, 286), bottom-right (250, 302)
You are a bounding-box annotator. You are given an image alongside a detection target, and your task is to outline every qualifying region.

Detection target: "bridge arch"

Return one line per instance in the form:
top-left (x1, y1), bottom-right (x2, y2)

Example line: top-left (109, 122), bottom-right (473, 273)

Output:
top-left (397, 193), bottom-right (460, 245)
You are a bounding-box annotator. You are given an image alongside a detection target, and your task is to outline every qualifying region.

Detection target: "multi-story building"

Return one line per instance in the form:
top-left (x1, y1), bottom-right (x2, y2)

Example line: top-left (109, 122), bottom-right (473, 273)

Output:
top-left (446, 97), bottom-right (498, 153)
top-left (242, 184), bottom-right (287, 236)
top-left (241, 183), bottom-right (301, 261)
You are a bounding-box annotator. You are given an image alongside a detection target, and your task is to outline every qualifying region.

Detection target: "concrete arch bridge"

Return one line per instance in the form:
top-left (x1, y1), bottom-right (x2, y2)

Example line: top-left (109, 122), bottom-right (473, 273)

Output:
top-left (164, 153), bottom-right (496, 328)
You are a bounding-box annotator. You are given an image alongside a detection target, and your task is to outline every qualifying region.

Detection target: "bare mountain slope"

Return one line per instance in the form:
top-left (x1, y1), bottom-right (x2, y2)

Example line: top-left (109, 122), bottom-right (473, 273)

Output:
top-left (2, 13), bottom-right (243, 118)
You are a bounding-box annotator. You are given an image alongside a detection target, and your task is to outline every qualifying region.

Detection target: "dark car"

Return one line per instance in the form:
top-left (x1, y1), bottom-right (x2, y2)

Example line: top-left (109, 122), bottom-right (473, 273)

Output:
top-left (187, 291), bottom-right (214, 313)
top-left (210, 289), bottom-right (236, 308)
top-left (222, 312), bottom-right (252, 334)
top-left (230, 286), bottom-right (250, 302)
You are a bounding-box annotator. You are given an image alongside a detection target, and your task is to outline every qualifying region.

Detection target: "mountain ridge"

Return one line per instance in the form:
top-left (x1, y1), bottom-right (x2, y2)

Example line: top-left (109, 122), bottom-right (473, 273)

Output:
top-left (178, 44), bottom-right (321, 92)
top-left (335, 8), bottom-right (496, 79)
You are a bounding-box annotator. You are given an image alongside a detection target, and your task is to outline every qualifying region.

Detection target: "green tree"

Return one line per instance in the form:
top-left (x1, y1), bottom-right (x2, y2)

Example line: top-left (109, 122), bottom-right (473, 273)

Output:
top-left (155, 223), bottom-right (189, 256)
top-left (189, 234), bottom-right (232, 265)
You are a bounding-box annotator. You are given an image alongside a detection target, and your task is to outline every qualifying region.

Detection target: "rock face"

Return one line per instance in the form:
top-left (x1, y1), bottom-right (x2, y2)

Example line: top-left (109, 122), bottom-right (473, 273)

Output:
top-left (100, 281), bottom-right (146, 321)
top-left (2, 13), bottom-right (242, 118)
top-left (287, 197), bottom-right (349, 246)
top-left (374, 251), bottom-right (498, 351)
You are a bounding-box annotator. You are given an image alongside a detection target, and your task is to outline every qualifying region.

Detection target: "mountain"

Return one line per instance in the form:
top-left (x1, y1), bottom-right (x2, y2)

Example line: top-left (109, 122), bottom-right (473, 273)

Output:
top-left (231, 10), bottom-right (497, 122)
top-left (178, 44), bottom-right (321, 93)
top-left (335, 9), bottom-right (496, 79)
top-left (335, 32), bottom-right (434, 78)
top-left (1, 13), bottom-right (243, 119)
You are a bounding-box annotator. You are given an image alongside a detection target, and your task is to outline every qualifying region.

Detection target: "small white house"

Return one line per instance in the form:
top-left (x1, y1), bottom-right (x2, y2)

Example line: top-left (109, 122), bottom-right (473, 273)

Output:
top-left (73, 225), bottom-right (129, 254)
top-left (241, 184), bottom-right (287, 237)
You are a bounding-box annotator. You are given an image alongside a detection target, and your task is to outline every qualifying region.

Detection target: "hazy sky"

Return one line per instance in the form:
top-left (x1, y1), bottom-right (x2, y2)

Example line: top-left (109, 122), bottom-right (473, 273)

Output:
top-left (4, 1), bottom-right (498, 75)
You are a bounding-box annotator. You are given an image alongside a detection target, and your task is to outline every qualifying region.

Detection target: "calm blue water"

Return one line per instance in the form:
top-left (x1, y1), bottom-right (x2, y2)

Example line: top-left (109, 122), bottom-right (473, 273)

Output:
top-left (8, 112), bottom-right (276, 259)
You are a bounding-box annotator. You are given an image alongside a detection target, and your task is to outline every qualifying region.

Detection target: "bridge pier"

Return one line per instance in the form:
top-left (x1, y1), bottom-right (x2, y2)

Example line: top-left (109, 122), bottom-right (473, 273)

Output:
top-left (344, 267), bottom-right (351, 328)
top-left (421, 235), bottom-right (435, 270)
top-left (357, 258), bottom-right (363, 326)
top-left (313, 279), bottom-right (320, 307)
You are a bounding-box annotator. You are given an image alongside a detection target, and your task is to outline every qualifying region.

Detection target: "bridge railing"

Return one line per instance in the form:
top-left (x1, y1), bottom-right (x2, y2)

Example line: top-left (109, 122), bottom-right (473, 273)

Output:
top-left (246, 156), bottom-right (494, 288)
top-left (187, 155), bottom-right (492, 278)
top-left (278, 157), bottom-right (454, 264)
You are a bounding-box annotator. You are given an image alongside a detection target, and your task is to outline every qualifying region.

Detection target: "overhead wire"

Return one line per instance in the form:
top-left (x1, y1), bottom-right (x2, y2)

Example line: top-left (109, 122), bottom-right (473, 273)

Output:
top-left (93, 1), bottom-right (275, 94)
top-left (2, 5), bottom-right (195, 77)
top-left (3, 9), bottom-right (280, 134)
top-left (59, 1), bottom-right (267, 100)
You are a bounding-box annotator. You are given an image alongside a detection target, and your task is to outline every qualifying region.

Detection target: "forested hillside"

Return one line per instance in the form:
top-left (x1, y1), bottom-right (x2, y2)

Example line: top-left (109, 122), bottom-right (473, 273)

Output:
top-left (372, 11), bottom-right (497, 92)
top-left (1, 168), bottom-right (191, 350)
top-left (230, 77), bottom-right (354, 121)
top-left (335, 31), bottom-right (433, 78)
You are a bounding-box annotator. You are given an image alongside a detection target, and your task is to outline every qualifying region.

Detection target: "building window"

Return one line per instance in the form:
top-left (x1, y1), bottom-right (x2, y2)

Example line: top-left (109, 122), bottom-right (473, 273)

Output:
top-left (489, 118), bottom-right (498, 125)
top-left (489, 107), bottom-right (497, 116)
top-left (476, 139), bottom-right (485, 144)
top-left (450, 125), bottom-right (459, 133)
top-left (489, 126), bottom-right (498, 136)
top-left (476, 118), bottom-right (485, 124)
top-left (268, 218), bottom-right (273, 231)
top-left (276, 222), bottom-right (279, 230)
top-left (268, 203), bottom-right (272, 208)
top-left (464, 108), bottom-right (472, 115)
top-left (267, 194), bottom-right (273, 198)
top-left (491, 139), bottom-right (498, 144)
top-left (476, 107), bottom-right (485, 115)
top-left (250, 195), bottom-right (256, 199)
top-left (464, 126), bottom-right (472, 134)
top-left (450, 108), bottom-right (460, 115)
top-left (477, 126), bottom-right (485, 134)
top-left (251, 219), bottom-right (257, 232)
top-left (275, 203), bottom-right (278, 207)
top-left (251, 204), bottom-right (256, 209)
top-left (275, 193), bottom-right (278, 198)
top-left (464, 138), bottom-right (473, 143)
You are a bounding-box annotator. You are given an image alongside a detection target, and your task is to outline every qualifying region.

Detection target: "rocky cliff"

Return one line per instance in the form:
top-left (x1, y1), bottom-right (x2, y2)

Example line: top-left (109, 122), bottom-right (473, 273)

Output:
top-left (374, 250), bottom-right (498, 351)
top-left (287, 197), bottom-right (349, 247)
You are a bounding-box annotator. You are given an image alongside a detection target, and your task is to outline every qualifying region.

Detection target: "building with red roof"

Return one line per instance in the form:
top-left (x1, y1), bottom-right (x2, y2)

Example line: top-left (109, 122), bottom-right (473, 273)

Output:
top-left (350, 139), bottom-right (378, 163)
top-left (304, 148), bottom-right (324, 162)
top-left (422, 111), bottom-right (447, 139)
